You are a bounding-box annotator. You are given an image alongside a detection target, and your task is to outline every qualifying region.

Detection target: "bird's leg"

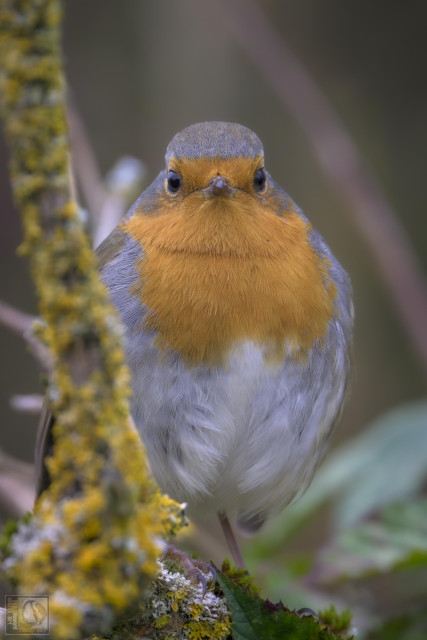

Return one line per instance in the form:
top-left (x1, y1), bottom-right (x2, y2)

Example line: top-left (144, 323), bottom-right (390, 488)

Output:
top-left (217, 510), bottom-right (245, 569)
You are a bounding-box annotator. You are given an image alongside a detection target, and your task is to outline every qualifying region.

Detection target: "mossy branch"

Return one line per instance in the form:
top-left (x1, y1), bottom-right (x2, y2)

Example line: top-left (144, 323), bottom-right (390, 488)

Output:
top-left (0, 1), bottom-right (186, 638)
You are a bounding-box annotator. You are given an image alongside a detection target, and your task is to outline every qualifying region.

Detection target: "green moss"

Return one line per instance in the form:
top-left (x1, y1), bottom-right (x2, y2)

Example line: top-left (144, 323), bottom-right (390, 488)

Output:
top-left (220, 557), bottom-right (260, 597)
top-left (318, 605), bottom-right (353, 636)
top-left (0, 513), bottom-right (31, 559)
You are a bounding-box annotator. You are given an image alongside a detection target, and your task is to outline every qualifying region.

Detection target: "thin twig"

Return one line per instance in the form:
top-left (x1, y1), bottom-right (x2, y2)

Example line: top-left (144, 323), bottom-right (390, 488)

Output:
top-left (10, 394), bottom-right (44, 414)
top-left (0, 299), bottom-right (52, 370)
top-left (67, 99), bottom-right (107, 222)
top-left (198, 0), bottom-right (427, 376)
top-left (94, 156), bottom-right (145, 248)
top-left (67, 102), bottom-right (145, 247)
top-left (0, 299), bottom-right (34, 335)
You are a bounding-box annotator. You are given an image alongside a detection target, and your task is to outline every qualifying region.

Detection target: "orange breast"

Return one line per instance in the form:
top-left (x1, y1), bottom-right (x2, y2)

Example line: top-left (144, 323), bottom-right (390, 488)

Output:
top-left (125, 191), bottom-right (337, 365)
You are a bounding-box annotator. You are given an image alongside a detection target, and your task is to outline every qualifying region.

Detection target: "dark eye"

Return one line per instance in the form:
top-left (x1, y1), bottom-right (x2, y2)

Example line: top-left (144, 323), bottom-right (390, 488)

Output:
top-left (254, 168), bottom-right (266, 192)
top-left (167, 169), bottom-right (182, 193)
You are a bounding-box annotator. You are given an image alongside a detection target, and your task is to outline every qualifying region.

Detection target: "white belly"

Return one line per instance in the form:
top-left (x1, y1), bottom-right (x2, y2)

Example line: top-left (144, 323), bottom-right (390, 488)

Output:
top-left (127, 333), bottom-right (346, 529)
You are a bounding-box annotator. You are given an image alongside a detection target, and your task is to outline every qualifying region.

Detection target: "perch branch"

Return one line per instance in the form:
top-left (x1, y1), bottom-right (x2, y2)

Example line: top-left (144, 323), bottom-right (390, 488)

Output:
top-left (0, 1), bottom-right (184, 637)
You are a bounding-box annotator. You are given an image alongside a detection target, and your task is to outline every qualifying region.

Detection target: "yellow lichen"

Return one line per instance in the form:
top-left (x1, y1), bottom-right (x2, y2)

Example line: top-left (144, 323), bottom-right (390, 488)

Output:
top-left (154, 614), bottom-right (172, 629)
top-left (134, 566), bottom-right (231, 639)
top-left (188, 604), bottom-right (204, 619)
top-left (0, 1), bottom-right (185, 638)
top-left (49, 602), bottom-right (83, 640)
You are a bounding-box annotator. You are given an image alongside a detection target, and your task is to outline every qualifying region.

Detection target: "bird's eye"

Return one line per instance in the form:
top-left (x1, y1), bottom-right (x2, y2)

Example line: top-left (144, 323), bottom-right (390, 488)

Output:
top-left (167, 169), bottom-right (182, 193)
top-left (254, 168), bottom-right (266, 192)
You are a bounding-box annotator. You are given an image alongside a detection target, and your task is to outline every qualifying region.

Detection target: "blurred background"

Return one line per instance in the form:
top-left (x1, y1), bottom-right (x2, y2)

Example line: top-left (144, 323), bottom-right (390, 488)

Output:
top-left (1, 1), bottom-right (426, 637)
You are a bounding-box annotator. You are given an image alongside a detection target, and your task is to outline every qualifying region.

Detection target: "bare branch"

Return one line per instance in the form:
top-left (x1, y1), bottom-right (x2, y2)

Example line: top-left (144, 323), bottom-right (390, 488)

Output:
top-left (67, 101), bottom-right (145, 248)
top-left (10, 394), bottom-right (44, 414)
top-left (94, 156), bottom-right (145, 248)
top-left (22, 326), bottom-right (53, 371)
top-left (0, 299), bottom-right (52, 370)
top-left (0, 299), bottom-right (34, 335)
top-left (67, 99), bottom-right (107, 222)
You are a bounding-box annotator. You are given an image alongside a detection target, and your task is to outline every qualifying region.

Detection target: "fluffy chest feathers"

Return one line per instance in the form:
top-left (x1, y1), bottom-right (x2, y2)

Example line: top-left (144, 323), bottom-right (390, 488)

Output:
top-left (124, 194), bottom-right (336, 364)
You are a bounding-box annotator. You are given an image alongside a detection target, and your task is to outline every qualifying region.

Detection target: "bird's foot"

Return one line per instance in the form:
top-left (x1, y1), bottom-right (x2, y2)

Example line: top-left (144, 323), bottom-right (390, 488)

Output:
top-left (161, 544), bottom-right (216, 596)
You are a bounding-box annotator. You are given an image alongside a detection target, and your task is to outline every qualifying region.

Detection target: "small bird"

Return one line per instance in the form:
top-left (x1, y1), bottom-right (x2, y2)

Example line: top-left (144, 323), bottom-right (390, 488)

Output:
top-left (37, 122), bottom-right (353, 567)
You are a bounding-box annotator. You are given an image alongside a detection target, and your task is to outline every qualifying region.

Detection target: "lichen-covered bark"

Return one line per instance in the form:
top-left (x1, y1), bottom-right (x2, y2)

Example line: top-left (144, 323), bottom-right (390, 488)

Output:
top-left (106, 565), bottom-right (232, 640)
top-left (0, 2), bottom-right (187, 638)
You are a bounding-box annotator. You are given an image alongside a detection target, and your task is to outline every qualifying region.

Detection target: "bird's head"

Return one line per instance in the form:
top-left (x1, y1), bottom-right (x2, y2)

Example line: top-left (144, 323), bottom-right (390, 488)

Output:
top-left (104, 122), bottom-right (339, 364)
top-left (122, 121), bottom-right (308, 260)
top-left (163, 121), bottom-right (268, 210)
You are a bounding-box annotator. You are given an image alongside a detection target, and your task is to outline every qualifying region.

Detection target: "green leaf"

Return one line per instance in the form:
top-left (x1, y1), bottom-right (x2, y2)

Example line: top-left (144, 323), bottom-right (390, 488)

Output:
top-left (217, 571), bottom-right (351, 640)
top-left (334, 401), bottom-right (427, 528)
top-left (314, 498), bottom-right (427, 583)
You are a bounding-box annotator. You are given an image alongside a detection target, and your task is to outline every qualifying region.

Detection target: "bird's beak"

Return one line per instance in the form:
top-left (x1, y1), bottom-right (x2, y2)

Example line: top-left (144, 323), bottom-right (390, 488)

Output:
top-left (203, 175), bottom-right (234, 197)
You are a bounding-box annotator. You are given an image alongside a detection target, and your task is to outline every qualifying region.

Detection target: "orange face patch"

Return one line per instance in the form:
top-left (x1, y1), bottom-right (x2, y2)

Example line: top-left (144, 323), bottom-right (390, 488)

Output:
top-left (125, 158), bottom-right (337, 365)
top-left (167, 156), bottom-right (264, 195)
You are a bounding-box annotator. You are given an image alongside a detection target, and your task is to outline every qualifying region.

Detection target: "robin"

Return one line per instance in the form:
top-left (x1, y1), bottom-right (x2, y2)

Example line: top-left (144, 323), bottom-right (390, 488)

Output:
top-left (37, 121), bottom-right (353, 568)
